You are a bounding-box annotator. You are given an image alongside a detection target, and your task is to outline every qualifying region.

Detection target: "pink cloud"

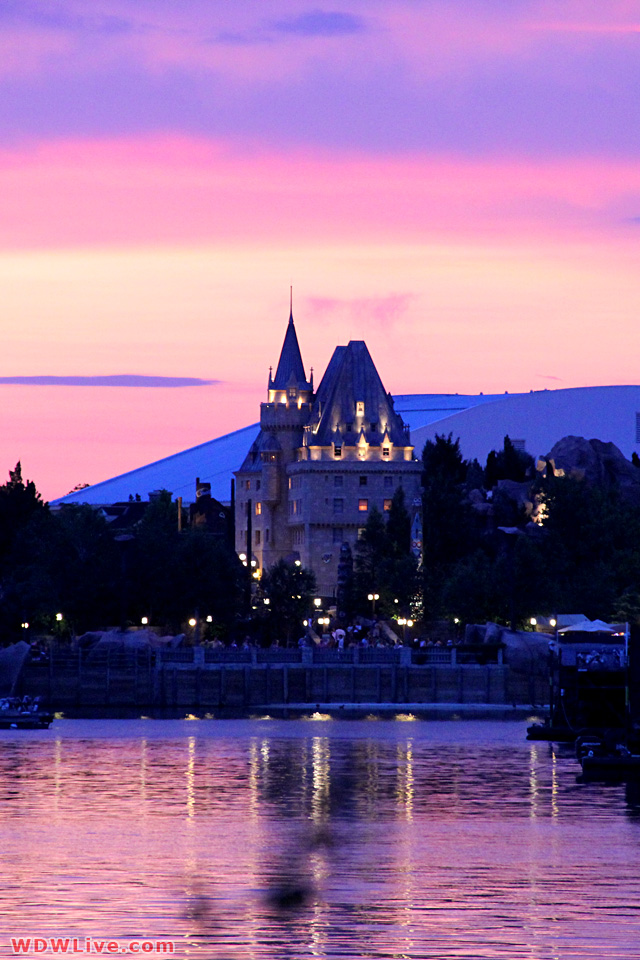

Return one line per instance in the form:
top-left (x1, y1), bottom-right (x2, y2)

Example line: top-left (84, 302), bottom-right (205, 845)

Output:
top-left (306, 294), bottom-right (413, 329)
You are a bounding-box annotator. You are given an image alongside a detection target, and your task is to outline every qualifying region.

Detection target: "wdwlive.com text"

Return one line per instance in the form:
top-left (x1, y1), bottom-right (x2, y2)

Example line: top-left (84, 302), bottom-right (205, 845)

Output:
top-left (10, 939), bottom-right (175, 955)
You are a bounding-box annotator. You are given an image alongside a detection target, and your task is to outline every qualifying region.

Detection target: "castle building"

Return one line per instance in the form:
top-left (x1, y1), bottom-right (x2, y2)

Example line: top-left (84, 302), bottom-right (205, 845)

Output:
top-left (234, 311), bottom-right (422, 596)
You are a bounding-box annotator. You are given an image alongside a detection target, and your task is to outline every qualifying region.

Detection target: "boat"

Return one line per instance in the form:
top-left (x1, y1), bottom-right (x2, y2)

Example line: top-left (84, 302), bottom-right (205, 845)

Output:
top-left (528, 620), bottom-right (629, 744)
top-left (0, 696), bottom-right (54, 729)
top-left (526, 720), bottom-right (577, 743)
top-left (576, 735), bottom-right (640, 780)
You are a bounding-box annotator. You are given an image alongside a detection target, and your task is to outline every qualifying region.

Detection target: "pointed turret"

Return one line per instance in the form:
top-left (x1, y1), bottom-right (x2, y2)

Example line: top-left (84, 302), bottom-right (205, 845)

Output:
top-left (268, 299), bottom-right (313, 400)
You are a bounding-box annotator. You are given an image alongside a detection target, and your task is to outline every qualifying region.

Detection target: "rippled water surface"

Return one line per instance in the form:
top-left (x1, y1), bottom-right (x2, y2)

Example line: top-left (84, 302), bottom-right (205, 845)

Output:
top-left (1, 718), bottom-right (640, 959)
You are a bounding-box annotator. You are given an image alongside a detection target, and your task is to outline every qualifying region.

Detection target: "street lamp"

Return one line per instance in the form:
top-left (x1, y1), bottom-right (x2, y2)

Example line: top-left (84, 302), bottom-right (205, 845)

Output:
top-left (368, 593), bottom-right (379, 618)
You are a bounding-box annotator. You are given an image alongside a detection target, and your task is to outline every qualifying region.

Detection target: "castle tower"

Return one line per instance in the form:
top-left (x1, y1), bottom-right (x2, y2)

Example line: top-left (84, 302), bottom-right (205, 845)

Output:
top-left (234, 306), bottom-right (314, 573)
top-left (236, 312), bottom-right (422, 597)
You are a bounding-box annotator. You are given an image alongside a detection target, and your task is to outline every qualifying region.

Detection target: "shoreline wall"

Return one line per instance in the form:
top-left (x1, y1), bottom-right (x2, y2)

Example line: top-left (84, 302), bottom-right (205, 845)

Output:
top-left (20, 651), bottom-right (547, 710)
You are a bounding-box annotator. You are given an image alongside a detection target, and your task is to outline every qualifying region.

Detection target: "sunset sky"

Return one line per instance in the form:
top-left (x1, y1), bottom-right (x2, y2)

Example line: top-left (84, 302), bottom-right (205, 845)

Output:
top-left (1, 0), bottom-right (639, 500)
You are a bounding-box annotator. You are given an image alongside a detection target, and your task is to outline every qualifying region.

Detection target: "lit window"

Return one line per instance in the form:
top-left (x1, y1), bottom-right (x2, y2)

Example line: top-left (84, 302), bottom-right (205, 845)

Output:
top-left (384, 499), bottom-right (392, 512)
top-left (358, 499), bottom-right (368, 512)
top-left (255, 502), bottom-right (261, 515)
top-left (288, 477), bottom-right (292, 489)
top-left (356, 401), bottom-right (364, 416)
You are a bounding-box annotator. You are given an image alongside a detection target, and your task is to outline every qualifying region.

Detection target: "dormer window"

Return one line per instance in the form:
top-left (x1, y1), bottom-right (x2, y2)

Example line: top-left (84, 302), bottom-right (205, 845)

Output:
top-left (334, 446), bottom-right (342, 459)
top-left (288, 387), bottom-right (297, 399)
top-left (382, 447), bottom-right (390, 459)
top-left (356, 401), bottom-right (365, 417)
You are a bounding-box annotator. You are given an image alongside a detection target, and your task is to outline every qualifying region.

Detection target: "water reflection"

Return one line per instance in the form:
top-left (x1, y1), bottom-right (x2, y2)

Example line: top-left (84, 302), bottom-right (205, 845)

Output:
top-left (0, 720), bottom-right (639, 959)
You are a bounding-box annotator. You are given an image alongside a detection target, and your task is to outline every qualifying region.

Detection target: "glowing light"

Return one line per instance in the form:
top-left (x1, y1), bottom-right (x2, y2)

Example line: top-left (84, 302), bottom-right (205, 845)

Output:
top-left (55, 613), bottom-right (63, 622)
top-left (188, 618), bottom-right (197, 627)
top-left (141, 616), bottom-right (148, 625)
top-left (314, 598), bottom-right (322, 607)
top-left (206, 615), bottom-right (213, 622)
top-left (530, 617), bottom-right (537, 626)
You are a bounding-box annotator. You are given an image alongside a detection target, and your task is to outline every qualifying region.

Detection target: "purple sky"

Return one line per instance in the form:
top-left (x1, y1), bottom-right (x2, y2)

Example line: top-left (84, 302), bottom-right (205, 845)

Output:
top-left (1, 0), bottom-right (639, 498)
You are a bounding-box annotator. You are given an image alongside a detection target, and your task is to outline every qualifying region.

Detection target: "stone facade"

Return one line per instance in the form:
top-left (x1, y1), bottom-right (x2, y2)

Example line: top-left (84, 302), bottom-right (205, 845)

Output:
top-left (235, 313), bottom-right (422, 596)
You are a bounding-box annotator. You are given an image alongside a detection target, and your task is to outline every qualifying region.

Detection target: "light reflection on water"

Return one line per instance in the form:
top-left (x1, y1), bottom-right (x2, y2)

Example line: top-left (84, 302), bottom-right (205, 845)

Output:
top-left (1, 719), bottom-right (639, 959)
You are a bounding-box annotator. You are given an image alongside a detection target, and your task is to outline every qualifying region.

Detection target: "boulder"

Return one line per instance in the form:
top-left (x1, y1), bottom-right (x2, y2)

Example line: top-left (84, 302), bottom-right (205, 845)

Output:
top-left (542, 436), bottom-right (640, 505)
top-left (500, 628), bottom-right (553, 677)
top-left (0, 641), bottom-right (30, 695)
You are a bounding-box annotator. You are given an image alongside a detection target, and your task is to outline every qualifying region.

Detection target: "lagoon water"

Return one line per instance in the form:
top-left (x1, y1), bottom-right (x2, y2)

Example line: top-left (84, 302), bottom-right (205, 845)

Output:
top-left (1, 718), bottom-right (639, 959)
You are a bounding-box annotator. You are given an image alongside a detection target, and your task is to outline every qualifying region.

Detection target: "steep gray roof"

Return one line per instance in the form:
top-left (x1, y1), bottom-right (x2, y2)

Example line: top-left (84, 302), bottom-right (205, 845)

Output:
top-left (307, 340), bottom-right (410, 448)
top-left (270, 314), bottom-right (312, 391)
top-left (237, 429), bottom-right (282, 472)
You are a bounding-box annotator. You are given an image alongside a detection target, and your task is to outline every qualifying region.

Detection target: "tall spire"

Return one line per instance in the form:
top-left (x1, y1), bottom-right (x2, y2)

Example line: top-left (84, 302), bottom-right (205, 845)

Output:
top-left (270, 293), bottom-right (312, 392)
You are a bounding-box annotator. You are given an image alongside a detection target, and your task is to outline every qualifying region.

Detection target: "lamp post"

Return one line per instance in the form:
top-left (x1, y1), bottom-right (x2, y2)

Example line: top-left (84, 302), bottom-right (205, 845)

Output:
top-left (367, 593), bottom-right (379, 618)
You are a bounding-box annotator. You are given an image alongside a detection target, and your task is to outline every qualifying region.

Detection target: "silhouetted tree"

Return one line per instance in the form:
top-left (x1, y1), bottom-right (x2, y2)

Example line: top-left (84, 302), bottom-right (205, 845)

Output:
top-left (485, 436), bottom-right (535, 488)
top-left (261, 559), bottom-right (316, 644)
top-left (421, 434), bottom-right (477, 618)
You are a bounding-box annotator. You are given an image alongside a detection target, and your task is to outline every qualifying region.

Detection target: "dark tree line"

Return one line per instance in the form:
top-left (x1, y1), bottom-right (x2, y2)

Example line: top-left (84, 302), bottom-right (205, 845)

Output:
top-left (0, 467), bottom-right (244, 642)
top-left (421, 434), bottom-right (640, 627)
top-left (5, 430), bottom-right (638, 644)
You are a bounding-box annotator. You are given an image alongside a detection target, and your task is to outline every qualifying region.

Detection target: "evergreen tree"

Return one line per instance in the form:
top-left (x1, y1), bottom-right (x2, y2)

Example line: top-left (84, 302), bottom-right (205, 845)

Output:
top-left (484, 436), bottom-right (535, 488)
top-left (421, 434), bottom-right (477, 618)
top-left (354, 495), bottom-right (419, 617)
top-left (261, 559), bottom-right (316, 644)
